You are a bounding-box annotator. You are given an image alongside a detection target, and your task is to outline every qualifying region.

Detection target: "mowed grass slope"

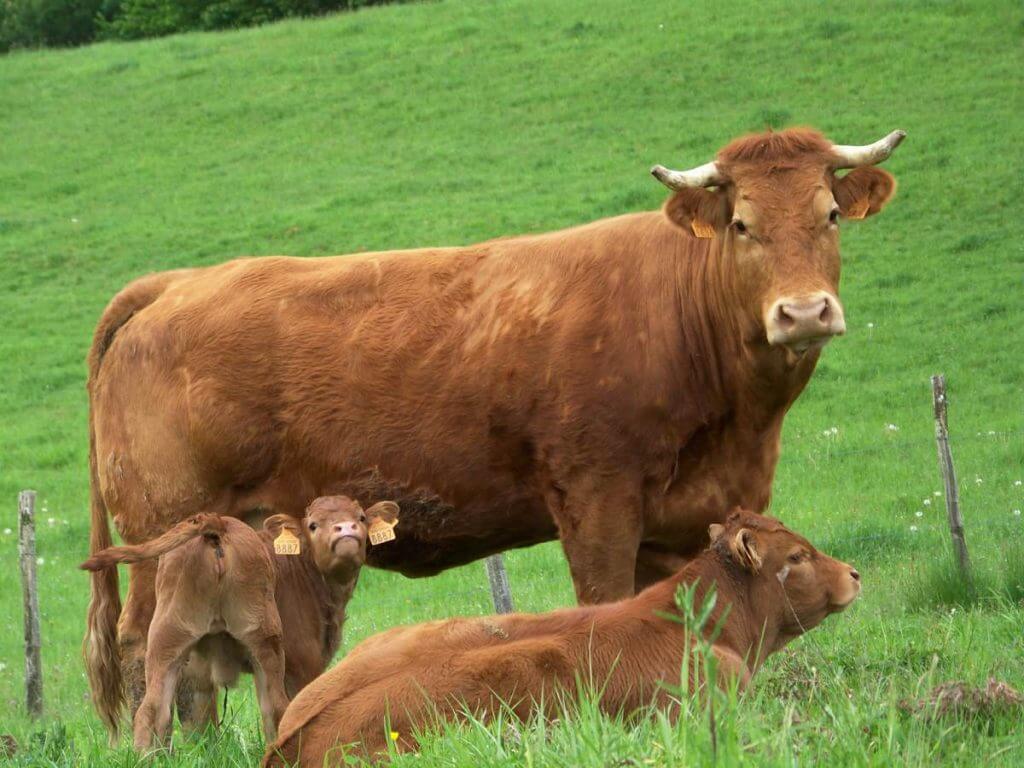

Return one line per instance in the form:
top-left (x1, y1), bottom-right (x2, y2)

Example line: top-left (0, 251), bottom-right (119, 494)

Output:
top-left (0, 0), bottom-right (1022, 764)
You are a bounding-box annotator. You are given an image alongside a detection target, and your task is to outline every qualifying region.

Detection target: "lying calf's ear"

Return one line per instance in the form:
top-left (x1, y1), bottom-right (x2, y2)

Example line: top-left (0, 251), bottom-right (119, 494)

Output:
top-left (728, 529), bottom-right (762, 572)
top-left (708, 523), bottom-right (725, 543)
top-left (264, 514), bottom-right (304, 538)
top-left (364, 500), bottom-right (400, 524)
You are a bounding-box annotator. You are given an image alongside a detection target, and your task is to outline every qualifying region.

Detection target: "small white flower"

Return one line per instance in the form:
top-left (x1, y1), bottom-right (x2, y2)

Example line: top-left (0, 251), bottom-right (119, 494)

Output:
top-left (1014, 509), bottom-right (1021, 517)
top-left (886, 423), bottom-right (899, 432)
top-left (0, 662), bottom-right (6, 672)
top-left (988, 430), bottom-right (996, 436)
top-left (47, 518), bottom-right (56, 526)
top-left (1014, 480), bottom-right (1022, 487)
top-left (2, 528), bottom-right (10, 535)
top-left (36, 557), bottom-right (44, 565)
top-left (949, 607), bottom-right (957, 616)
top-left (867, 322), bottom-right (875, 329)
top-left (658, 23), bottom-right (664, 29)
top-left (934, 491), bottom-right (942, 497)
top-left (915, 511), bottom-right (923, 518)
top-left (923, 499), bottom-right (931, 506)
top-left (910, 525), bottom-right (919, 532)
top-left (975, 476), bottom-right (983, 484)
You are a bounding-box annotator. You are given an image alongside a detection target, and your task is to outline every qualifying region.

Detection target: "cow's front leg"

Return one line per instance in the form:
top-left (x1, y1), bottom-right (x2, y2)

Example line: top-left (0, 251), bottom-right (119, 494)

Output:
top-left (634, 544), bottom-right (690, 593)
top-left (551, 477), bottom-right (643, 604)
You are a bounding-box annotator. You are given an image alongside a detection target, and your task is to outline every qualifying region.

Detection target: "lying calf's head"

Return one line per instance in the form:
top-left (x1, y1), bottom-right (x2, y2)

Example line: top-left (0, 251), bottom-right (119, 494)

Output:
top-left (709, 509), bottom-right (860, 640)
top-left (265, 495), bottom-right (399, 577)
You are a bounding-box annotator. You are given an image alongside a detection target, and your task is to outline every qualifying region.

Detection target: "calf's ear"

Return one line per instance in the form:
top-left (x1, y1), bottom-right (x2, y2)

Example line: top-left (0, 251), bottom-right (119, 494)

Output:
top-left (728, 529), bottom-right (762, 573)
top-left (708, 523), bottom-right (725, 543)
top-left (264, 513), bottom-right (304, 539)
top-left (833, 167), bottom-right (897, 220)
top-left (364, 500), bottom-right (400, 525)
top-left (663, 187), bottom-right (730, 239)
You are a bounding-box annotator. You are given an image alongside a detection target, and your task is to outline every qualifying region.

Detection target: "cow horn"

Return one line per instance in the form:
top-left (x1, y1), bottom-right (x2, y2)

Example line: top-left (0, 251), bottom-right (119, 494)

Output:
top-left (831, 129), bottom-right (906, 168)
top-left (650, 161), bottom-right (724, 190)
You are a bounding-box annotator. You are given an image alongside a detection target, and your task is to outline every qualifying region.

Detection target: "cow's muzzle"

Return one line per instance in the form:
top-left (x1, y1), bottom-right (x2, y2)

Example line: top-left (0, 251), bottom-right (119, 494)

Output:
top-left (765, 292), bottom-right (846, 353)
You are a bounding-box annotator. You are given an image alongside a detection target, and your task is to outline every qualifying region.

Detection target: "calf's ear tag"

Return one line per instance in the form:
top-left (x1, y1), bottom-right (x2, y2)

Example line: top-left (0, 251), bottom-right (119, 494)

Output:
top-left (274, 528), bottom-right (301, 556)
top-left (691, 219), bottom-right (716, 239)
top-left (368, 518), bottom-right (398, 546)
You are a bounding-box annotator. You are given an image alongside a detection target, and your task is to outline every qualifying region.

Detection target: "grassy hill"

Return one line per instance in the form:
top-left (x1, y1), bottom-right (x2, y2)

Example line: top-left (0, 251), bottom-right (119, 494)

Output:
top-left (0, 0), bottom-right (1022, 764)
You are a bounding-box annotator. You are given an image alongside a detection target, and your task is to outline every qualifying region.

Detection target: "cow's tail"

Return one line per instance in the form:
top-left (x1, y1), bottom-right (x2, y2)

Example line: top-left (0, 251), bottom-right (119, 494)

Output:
top-left (83, 271), bottom-right (181, 740)
top-left (80, 514), bottom-right (225, 571)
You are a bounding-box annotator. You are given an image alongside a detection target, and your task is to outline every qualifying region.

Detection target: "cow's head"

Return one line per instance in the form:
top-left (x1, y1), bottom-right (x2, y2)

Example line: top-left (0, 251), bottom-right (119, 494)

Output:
top-left (266, 495), bottom-right (399, 577)
top-left (709, 509), bottom-right (860, 645)
top-left (653, 128), bottom-right (903, 357)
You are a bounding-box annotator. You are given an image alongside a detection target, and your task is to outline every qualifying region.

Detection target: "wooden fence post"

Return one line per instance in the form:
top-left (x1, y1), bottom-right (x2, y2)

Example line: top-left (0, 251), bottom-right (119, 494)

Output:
top-left (484, 554), bottom-right (515, 614)
top-left (18, 490), bottom-right (44, 718)
top-left (930, 375), bottom-right (972, 584)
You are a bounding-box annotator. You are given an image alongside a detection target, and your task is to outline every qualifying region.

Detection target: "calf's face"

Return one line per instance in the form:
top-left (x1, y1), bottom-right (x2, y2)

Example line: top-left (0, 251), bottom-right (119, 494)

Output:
top-left (710, 510), bottom-right (860, 639)
top-left (266, 495), bottom-right (399, 577)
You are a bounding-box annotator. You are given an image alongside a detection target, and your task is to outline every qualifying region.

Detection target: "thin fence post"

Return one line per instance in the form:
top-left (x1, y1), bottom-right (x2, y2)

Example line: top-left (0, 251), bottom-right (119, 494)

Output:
top-left (485, 554), bottom-right (515, 614)
top-left (18, 490), bottom-right (44, 718)
top-left (930, 375), bottom-right (972, 584)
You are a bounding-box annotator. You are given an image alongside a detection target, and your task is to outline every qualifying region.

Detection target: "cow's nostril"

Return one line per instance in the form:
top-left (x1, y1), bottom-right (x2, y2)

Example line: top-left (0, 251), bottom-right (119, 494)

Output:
top-left (776, 305), bottom-right (796, 329)
top-left (850, 569), bottom-right (860, 582)
top-left (818, 300), bottom-right (832, 324)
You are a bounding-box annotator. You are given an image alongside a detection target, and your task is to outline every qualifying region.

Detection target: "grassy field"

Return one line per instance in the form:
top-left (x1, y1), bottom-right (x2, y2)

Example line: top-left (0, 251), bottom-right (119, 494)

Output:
top-left (1, 0), bottom-right (1022, 764)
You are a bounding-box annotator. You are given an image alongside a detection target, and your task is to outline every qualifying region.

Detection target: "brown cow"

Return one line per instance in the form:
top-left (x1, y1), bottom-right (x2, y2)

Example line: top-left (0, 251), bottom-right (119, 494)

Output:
top-left (81, 496), bottom-right (397, 748)
top-left (83, 127), bottom-right (902, 734)
top-left (262, 509), bottom-right (861, 765)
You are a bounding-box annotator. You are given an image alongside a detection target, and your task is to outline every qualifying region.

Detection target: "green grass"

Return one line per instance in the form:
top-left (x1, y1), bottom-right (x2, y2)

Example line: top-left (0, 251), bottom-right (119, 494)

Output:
top-left (1, 0), bottom-right (1023, 764)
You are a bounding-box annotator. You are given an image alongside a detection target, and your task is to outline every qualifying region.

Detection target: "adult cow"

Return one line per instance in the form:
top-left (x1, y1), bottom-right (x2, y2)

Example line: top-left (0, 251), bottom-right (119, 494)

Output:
top-left (84, 127), bottom-right (903, 734)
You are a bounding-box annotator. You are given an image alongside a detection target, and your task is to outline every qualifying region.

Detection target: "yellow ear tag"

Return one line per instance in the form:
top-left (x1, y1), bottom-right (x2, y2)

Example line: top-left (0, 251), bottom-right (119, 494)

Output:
top-left (846, 199), bottom-right (869, 220)
top-left (691, 219), bottom-right (716, 239)
top-left (274, 528), bottom-right (301, 556)
top-left (368, 518), bottom-right (398, 546)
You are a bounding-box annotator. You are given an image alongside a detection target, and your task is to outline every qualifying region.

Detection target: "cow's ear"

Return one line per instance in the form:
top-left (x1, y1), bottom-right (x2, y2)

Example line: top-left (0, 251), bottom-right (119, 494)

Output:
top-left (264, 513), bottom-right (304, 539)
top-left (833, 167), bottom-right (897, 220)
top-left (663, 187), bottom-right (730, 239)
top-left (364, 500), bottom-right (400, 525)
top-left (708, 523), bottom-right (725, 543)
top-left (728, 529), bottom-right (762, 573)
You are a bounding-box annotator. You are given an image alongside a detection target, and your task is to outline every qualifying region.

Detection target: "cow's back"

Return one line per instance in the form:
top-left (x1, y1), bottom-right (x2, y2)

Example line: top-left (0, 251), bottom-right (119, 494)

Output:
top-left (91, 213), bottom-right (693, 564)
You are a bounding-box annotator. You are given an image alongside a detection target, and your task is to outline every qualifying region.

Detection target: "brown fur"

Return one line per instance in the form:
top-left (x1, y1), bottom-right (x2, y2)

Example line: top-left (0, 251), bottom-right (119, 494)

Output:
top-left (262, 510), bottom-right (861, 765)
top-left (83, 127), bottom-right (899, 733)
top-left (80, 496), bottom-right (394, 749)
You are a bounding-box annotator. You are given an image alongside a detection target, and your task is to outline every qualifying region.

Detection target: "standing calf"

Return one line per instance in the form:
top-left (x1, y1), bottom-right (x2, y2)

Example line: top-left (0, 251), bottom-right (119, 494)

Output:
top-left (264, 509), bottom-right (861, 765)
top-left (81, 495), bottom-right (397, 749)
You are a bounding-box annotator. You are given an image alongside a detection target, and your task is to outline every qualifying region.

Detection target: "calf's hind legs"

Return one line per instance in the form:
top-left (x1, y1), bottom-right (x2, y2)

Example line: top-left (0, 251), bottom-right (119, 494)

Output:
top-left (133, 617), bottom-right (196, 751)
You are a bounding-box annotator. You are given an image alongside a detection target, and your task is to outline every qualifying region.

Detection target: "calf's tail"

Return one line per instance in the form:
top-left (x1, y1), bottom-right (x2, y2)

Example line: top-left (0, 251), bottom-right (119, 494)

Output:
top-left (80, 514), bottom-right (225, 571)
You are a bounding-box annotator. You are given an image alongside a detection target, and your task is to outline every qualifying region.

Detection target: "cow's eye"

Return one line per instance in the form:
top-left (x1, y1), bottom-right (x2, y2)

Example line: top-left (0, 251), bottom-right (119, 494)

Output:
top-left (359, 515), bottom-right (367, 524)
top-left (788, 552), bottom-right (804, 564)
top-left (829, 208), bottom-right (840, 225)
top-left (308, 522), bottom-right (318, 531)
top-left (732, 219), bottom-right (748, 235)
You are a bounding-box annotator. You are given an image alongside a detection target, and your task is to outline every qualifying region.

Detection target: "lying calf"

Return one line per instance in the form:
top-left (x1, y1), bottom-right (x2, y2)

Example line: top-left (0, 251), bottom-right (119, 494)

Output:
top-left (263, 509), bottom-right (860, 765)
top-left (81, 494), bottom-right (397, 749)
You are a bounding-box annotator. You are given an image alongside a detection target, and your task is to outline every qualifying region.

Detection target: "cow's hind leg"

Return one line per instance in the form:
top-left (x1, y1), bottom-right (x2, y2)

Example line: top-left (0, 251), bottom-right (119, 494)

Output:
top-left (175, 652), bottom-right (219, 737)
top-left (118, 559), bottom-right (159, 720)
